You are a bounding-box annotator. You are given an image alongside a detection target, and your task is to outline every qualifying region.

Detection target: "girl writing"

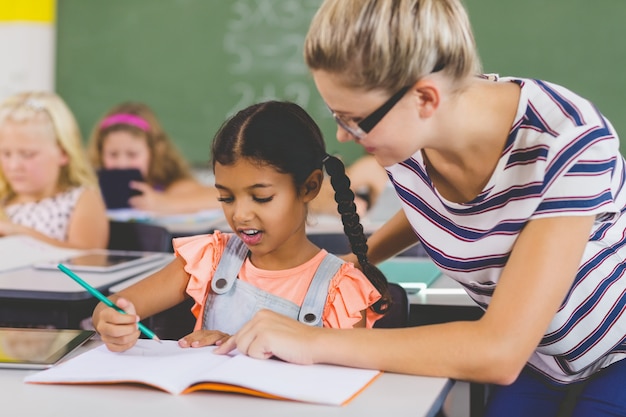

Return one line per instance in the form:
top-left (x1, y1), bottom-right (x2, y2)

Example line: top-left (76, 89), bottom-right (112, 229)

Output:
top-left (0, 91), bottom-right (108, 249)
top-left (92, 101), bottom-right (390, 352)
top-left (88, 101), bottom-right (219, 214)
top-left (216, 1), bottom-right (626, 416)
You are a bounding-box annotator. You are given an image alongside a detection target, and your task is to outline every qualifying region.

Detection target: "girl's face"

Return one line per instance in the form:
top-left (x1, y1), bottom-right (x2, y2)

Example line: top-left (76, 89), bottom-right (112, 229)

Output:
top-left (214, 158), bottom-right (317, 269)
top-left (312, 70), bottom-right (422, 167)
top-left (101, 130), bottom-right (151, 178)
top-left (0, 121), bottom-right (68, 202)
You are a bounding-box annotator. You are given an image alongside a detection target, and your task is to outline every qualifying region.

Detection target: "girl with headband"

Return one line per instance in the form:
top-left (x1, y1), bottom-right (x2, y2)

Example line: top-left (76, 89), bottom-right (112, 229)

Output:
top-left (88, 101), bottom-right (220, 214)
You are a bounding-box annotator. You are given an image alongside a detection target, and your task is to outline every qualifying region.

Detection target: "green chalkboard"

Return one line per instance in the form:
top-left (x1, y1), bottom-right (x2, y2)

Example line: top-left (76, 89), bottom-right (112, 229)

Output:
top-left (56, 0), bottom-right (626, 166)
top-left (56, 0), bottom-right (363, 166)
top-left (466, 0), bottom-right (626, 147)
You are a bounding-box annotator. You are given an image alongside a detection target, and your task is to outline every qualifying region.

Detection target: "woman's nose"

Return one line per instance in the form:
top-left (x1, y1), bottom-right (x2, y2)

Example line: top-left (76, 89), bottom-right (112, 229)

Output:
top-left (336, 126), bottom-right (357, 143)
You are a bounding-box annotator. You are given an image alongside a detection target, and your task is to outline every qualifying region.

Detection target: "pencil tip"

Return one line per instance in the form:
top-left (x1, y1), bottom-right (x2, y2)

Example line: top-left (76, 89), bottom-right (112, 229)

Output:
top-left (154, 336), bottom-right (162, 343)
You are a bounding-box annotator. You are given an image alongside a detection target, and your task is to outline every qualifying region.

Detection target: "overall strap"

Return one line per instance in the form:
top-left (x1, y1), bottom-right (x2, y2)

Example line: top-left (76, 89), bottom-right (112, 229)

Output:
top-left (211, 236), bottom-right (249, 294)
top-left (298, 254), bottom-right (344, 327)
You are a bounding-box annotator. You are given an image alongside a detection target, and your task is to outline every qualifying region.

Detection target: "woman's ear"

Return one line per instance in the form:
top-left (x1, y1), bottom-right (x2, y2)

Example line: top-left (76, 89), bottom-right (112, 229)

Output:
top-left (413, 79), bottom-right (441, 118)
top-left (301, 169), bottom-right (323, 202)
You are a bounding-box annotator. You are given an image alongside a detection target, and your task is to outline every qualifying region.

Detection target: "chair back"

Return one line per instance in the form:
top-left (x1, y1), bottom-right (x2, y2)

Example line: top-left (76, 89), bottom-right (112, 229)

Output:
top-left (107, 221), bottom-right (173, 252)
top-left (373, 282), bottom-right (410, 328)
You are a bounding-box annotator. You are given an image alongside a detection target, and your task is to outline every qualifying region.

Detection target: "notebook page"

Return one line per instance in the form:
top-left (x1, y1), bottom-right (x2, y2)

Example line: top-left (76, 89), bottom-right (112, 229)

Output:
top-left (198, 353), bottom-right (380, 406)
top-left (25, 340), bottom-right (231, 394)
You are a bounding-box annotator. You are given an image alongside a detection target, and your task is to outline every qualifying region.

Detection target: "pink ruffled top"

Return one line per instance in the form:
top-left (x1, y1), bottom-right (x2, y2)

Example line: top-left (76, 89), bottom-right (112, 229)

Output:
top-left (173, 230), bottom-right (383, 329)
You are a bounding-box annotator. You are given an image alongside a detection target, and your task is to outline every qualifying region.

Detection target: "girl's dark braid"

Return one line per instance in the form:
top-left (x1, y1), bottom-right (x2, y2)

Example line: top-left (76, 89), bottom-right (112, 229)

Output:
top-left (323, 154), bottom-right (391, 315)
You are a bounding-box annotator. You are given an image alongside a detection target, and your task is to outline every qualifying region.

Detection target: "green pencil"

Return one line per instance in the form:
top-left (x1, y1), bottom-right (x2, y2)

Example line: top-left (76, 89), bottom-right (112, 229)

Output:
top-left (57, 263), bottom-right (161, 342)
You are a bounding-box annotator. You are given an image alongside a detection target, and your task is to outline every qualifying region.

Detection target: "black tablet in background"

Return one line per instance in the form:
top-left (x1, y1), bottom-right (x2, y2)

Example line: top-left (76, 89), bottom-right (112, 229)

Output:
top-left (0, 328), bottom-right (95, 370)
top-left (97, 168), bottom-right (144, 209)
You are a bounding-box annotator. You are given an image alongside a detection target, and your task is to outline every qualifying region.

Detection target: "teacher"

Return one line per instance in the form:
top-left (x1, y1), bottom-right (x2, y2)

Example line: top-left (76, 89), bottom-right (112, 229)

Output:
top-left (216, 1), bottom-right (626, 415)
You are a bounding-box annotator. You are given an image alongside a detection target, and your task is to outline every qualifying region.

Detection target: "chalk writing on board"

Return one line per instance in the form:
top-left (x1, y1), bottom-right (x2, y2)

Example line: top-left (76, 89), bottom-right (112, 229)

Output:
top-left (223, 0), bottom-right (320, 116)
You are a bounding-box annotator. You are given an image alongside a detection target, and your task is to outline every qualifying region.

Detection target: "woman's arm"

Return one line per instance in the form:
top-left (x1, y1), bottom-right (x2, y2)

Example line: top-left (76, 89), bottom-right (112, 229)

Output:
top-left (218, 214), bottom-right (595, 385)
top-left (342, 209), bottom-right (419, 266)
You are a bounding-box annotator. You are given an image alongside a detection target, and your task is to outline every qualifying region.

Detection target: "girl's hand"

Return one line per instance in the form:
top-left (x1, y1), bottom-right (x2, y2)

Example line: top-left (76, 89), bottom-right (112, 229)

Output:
top-left (127, 181), bottom-right (166, 212)
top-left (178, 330), bottom-right (230, 348)
top-left (93, 297), bottom-right (142, 352)
top-left (214, 309), bottom-right (321, 365)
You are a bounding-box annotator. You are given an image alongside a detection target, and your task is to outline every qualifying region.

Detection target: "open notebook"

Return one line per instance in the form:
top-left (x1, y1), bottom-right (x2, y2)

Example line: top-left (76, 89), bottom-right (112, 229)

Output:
top-left (25, 340), bottom-right (381, 406)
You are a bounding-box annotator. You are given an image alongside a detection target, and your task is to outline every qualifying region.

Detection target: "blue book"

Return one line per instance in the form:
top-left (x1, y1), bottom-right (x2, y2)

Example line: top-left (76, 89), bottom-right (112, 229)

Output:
top-left (378, 257), bottom-right (441, 293)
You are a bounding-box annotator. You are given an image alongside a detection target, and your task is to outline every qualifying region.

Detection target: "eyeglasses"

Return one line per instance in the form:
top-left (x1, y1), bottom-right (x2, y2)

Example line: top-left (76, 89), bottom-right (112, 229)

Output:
top-left (327, 85), bottom-right (411, 140)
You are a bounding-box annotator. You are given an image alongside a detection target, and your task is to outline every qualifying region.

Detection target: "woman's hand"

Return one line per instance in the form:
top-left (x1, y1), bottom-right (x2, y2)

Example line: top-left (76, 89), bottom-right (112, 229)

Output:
top-left (178, 330), bottom-right (230, 348)
top-left (214, 310), bottom-right (322, 365)
top-left (93, 297), bottom-right (142, 352)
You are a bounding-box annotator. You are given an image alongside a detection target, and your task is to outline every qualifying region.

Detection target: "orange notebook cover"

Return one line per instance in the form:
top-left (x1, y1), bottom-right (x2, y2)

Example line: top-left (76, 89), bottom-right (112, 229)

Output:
top-left (24, 340), bottom-right (381, 406)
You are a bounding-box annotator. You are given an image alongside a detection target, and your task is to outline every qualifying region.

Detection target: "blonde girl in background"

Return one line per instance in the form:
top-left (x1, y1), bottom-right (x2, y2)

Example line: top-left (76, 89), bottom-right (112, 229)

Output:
top-left (88, 101), bottom-right (219, 214)
top-left (0, 91), bottom-right (108, 249)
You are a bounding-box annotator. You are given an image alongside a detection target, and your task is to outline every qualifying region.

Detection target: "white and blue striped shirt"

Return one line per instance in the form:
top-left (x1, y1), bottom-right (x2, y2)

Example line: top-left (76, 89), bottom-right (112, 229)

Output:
top-left (387, 76), bottom-right (626, 384)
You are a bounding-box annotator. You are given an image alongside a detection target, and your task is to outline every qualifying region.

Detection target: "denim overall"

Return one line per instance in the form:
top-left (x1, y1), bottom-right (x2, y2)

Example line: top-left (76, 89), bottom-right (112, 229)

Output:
top-left (202, 236), bottom-right (344, 335)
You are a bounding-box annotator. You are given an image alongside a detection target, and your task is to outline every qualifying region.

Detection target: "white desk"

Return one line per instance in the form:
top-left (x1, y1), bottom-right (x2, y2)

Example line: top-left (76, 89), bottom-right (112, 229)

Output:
top-left (0, 255), bottom-right (172, 328)
top-left (2, 341), bottom-right (453, 417)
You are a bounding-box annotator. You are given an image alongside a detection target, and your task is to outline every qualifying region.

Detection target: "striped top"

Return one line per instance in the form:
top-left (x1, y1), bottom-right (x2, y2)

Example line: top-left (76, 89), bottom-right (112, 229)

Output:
top-left (386, 76), bottom-right (626, 384)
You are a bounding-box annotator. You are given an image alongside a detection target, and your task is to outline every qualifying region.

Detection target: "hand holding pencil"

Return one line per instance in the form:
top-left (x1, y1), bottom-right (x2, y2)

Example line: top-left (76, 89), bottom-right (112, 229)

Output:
top-left (57, 264), bottom-right (161, 351)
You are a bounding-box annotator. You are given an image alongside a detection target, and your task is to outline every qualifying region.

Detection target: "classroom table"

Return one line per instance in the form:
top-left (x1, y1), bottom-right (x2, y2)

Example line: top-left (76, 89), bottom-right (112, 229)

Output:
top-left (0, 255), bottom-right (172, 329)
top-left (1, 340), bottom-right (454, 417)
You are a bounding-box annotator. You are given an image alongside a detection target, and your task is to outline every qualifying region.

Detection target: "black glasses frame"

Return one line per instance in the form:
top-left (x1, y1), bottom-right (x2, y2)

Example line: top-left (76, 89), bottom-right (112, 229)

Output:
top-left (329, 85), bottom-right (411, 139)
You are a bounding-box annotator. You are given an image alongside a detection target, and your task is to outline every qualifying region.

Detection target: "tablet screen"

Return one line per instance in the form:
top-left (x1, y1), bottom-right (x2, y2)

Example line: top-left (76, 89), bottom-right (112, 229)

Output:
top-left (0, 328), bottom-right (95, 369)
top-left (66, 253), bottom-right (148, 268)
top-left (34, 251), bottom-right (166, 273)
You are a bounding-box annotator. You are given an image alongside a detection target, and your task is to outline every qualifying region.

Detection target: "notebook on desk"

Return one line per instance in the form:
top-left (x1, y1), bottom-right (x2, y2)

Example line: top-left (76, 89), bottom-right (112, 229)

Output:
top-left (25, 339), bottom-right (380, 406)
top-left (378, 257), bottom-right (441, 293)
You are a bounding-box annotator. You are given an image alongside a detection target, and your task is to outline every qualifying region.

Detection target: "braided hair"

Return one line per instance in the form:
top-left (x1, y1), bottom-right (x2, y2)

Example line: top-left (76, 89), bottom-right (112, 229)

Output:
top-left (211, 100), bottom-right (391, 315)
top-left (323, 154), bottom-right (391, 314)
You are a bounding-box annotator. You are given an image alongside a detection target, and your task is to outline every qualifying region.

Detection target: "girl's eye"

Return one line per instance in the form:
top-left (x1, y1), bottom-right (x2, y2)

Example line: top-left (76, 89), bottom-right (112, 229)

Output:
top-left (254, 196), bottom-right (273, 203)
top-left (217, 196), bottom-right (233, 204)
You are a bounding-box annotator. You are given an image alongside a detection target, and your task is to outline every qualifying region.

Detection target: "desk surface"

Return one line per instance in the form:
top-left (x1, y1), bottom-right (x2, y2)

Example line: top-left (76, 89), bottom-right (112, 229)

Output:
top-left (3, 340), bottom-right (453, 417)
top-left (0, 255), bottom-right (172, 301)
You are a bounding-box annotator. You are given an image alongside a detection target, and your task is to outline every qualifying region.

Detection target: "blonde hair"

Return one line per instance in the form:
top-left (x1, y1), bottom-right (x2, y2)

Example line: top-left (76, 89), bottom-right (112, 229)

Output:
top-left (304, 0), bottom-right (482, 92)
top-left (0, 91), bottom-right (97, 200)
top-left (88, 102), bottom-right (192, 188)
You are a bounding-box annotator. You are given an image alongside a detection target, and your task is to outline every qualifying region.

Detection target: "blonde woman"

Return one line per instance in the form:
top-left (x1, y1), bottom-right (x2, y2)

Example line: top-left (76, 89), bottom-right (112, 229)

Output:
top-left (217, 1), bottom-right (626, 416)
top-left (88, 102), bottom-right (219, 214)
top-left (0, 91), bottom-right (108, 249)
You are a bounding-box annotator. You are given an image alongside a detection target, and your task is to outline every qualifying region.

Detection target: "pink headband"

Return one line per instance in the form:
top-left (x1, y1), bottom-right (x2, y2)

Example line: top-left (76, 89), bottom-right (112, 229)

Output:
top-left (100, 113), bottom-right (150, 132)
